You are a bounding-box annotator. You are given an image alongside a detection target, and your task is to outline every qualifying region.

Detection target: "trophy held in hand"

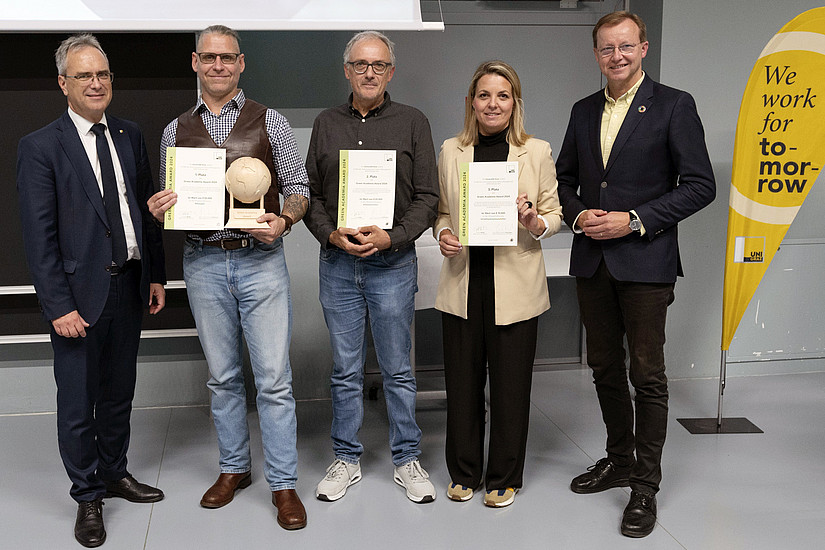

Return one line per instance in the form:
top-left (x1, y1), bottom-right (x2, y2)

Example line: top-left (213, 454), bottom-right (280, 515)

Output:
top-left (224, 156), bottom-right (271, 228)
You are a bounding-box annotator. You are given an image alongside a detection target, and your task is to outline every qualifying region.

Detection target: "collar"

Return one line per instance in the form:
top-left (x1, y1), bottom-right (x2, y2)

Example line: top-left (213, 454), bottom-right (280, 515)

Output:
top-left (477, 126), bottom-right (509, 146)
top-left (604, 72), bottom-right (645, 106)
top-left (348, 92), bottom-right (390, 118)
top-left (67, 107), bottom-right (109, 135)
top-left (193, 89), bottom-right (245, 115)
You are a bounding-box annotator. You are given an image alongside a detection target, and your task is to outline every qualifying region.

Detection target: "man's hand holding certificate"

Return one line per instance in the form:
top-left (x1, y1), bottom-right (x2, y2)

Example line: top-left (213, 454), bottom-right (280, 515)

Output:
top-left (458, 161), bottom-right (519, 246)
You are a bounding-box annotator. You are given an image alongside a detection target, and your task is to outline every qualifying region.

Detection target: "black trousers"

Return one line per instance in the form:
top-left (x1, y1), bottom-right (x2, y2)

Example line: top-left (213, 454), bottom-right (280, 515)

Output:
top-left (576, 259), bottom-right (674, 494)
top-left (51, 262), bottom-right (143, 502)
top-left (442, 247), bottom-right (538, 490)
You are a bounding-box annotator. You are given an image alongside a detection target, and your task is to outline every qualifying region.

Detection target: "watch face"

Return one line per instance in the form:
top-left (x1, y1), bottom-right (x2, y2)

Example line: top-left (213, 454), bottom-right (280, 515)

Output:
top-left (629, 219), bottom-right (642, 231)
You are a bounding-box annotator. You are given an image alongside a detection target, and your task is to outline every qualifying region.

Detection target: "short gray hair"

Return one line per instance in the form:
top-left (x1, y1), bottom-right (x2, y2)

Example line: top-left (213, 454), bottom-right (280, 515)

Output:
top-left (55, 33), bottom-right (108, 75)
top-left (343, 31), bottom-right (396, 67)
top-left (196, 25), bottom-right (241, 51)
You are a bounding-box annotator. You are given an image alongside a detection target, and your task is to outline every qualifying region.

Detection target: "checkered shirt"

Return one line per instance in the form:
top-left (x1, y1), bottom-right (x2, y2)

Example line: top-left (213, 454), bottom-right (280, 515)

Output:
top-left (159, 89), bottom-right (309, 241)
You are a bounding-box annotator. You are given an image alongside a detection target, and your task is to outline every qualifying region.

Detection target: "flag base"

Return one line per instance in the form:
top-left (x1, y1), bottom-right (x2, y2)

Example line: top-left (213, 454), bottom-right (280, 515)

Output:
top-left (677, 417), bottom-right (763, 434)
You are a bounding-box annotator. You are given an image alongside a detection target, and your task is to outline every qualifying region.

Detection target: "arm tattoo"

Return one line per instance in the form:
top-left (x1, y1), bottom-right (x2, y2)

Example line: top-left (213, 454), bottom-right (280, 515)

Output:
top-left (282, 194), bottom-right (308, 223)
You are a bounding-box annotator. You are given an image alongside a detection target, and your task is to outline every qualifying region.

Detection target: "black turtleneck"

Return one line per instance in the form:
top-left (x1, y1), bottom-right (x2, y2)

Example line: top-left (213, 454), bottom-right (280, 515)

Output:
top-left (473, 127), bottom-right (510, 162)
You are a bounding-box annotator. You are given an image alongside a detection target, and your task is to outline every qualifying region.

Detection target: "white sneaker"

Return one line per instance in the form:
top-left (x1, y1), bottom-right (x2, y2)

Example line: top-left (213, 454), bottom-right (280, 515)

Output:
top-left (393, 460), bottom-right (436, 503)
top-left (316, 459), bottom-right (361, 501)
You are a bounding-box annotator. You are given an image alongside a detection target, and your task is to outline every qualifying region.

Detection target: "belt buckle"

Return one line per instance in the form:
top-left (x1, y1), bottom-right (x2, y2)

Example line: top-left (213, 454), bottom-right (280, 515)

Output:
top-left (221, 238), bottom-right (249, 250)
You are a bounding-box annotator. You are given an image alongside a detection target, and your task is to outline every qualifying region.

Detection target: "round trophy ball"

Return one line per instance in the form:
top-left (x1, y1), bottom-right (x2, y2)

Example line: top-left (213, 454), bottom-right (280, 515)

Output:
top-left (225, 156), bottom-right (272, 203)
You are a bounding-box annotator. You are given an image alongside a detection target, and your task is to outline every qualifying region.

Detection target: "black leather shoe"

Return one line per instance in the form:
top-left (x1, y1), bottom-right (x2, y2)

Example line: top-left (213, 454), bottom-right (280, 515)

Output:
top-left (104, 475), bottom-right (164, 503)
top-left (75, 499), bottom-right (106, 548)
top-left (621, 490), bottom-right (657, 538)
top-left (570, 457), bottom-right (632, 494)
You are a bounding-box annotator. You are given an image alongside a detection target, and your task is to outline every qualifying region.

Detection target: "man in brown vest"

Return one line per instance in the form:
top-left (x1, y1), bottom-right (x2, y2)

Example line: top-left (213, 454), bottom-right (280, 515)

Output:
top-left (148, 25), bottom-right (309, 530)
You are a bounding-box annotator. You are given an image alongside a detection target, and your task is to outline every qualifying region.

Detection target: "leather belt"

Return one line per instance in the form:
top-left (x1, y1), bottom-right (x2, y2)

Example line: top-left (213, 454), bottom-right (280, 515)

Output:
top-left (107, 259), bottom-right (139, 275)
top-left (202, 238), bottom-right (253, 250)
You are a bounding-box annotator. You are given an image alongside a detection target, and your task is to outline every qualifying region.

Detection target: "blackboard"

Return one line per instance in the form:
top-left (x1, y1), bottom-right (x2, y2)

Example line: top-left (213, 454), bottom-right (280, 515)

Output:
top-left (1, 32), bottom-right (197, 335)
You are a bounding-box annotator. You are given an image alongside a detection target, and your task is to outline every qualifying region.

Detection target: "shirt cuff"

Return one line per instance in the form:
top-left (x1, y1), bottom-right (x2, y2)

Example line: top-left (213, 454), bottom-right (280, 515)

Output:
top-left (437, 226), bottom-right (454, 241)
top-left (571, 210), bottom-right (586, 234)
top-left (531, 214), bottom-right (551, 240)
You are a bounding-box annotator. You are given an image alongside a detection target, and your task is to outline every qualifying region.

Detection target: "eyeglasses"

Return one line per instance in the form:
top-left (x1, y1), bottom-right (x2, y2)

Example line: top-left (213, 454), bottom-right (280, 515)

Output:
top-left (63, 71), bottom-right (114, 83)
top-left (346, 61), bottom-right (392, 75)
top-left (597, 43), bottom-right (639, 57)
top-left (196, 52), bottom-right (241, 64)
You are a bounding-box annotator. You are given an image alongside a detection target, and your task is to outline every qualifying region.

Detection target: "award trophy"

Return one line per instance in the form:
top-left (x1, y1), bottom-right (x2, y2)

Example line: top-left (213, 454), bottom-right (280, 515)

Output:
top-left (224, 156), bottom-right (272, 229)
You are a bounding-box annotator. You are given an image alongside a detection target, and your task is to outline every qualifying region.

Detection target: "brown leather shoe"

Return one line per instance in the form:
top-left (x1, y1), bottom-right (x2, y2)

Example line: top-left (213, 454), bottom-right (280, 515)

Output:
top-left (272, 489), bottom-right (307, 530)
top-left (200, 472), bottom-right (252, 508)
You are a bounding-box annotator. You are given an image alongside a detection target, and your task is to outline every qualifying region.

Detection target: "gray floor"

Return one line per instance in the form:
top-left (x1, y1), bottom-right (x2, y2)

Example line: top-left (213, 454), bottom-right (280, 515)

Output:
top-left (2, 368), bottom-right (824, 549)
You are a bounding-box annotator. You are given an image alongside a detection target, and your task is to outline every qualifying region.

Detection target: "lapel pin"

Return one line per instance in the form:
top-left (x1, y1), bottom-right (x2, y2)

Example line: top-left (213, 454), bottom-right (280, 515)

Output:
top-left (638, 105), bottom-right (647, 113)
top-left (119, 129), bottom-right (124, 133)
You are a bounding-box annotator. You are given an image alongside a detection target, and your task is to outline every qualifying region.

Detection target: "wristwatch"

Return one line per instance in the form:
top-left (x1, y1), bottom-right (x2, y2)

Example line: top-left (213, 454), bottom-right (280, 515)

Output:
top-left (628, 211), bottom-right (642, 233)
top-left (279, 214), bottom-right (294, 237)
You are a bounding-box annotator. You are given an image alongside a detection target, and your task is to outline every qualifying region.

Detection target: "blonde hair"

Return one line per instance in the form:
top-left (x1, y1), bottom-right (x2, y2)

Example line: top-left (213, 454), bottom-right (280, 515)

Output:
top-left (457, 60), bottom-right (531, 147)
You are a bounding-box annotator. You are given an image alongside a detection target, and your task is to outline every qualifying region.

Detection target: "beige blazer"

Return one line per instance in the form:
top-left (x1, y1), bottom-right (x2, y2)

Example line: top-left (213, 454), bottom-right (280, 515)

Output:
top-left (433, 136), bottom-right (563, 325)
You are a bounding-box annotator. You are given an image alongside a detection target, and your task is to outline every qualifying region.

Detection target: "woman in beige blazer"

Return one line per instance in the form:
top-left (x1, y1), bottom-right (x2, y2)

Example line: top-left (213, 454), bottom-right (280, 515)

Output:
top-left (434, 61), bottom-right (563, 508)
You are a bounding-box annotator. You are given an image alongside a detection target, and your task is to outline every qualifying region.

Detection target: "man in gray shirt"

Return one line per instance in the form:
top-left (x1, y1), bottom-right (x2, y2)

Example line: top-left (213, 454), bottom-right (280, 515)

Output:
top-left (304, 30), bottom-right (439, 504)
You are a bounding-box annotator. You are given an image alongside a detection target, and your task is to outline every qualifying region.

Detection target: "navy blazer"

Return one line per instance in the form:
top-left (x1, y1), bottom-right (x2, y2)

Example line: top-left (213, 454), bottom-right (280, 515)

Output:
top-left (556, 77), bottom-right (716, 283)
top-left (17, 111), bottom-right (166, 326)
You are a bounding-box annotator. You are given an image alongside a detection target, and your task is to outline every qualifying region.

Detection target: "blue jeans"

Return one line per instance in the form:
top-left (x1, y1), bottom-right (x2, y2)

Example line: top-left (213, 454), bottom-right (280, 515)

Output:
top-left (184, 237), bottom-right (297, 491)
top-left (318, 245), bottom-right (422, 466)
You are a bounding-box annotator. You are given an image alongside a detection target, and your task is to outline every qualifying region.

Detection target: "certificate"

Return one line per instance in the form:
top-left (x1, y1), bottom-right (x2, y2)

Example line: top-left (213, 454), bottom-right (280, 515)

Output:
top-left (163, 146), bottom-right (227, 230)
top-left (337, 149), bottom-right (396, 229)
top-left (458, 161), bottom-right (519, 246)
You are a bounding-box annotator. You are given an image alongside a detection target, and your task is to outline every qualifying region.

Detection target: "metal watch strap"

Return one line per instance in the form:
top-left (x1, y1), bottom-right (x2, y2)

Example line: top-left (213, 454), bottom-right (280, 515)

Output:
top-left (629, 211), bottom-right (642, 232)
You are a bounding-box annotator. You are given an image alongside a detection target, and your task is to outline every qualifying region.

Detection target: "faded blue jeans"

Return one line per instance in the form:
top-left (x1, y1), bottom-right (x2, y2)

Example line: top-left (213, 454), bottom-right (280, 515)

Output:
top-left (184, 237), bottom-right (298, 490)
top-left (318, 245), bottom-right (422, 467)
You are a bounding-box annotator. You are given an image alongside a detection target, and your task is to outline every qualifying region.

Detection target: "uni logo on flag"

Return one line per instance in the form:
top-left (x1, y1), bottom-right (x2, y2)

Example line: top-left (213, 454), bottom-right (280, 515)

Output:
top-left (733, 236), bottom-right (765, 263)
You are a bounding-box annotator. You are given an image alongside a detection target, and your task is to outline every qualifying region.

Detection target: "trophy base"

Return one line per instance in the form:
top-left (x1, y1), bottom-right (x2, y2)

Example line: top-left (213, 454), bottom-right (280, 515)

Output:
top-left (224, 208), bottom-right (267, 229)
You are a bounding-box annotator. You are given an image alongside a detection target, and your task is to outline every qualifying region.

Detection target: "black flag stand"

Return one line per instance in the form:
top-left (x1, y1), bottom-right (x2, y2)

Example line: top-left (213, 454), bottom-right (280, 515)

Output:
top-left (677, 350), bottom-right (763, 434)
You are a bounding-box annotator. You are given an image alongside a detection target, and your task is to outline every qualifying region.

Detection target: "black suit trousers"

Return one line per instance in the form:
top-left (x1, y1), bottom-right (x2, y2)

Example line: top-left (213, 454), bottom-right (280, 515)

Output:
top-left (51, 263), bottom-right (143, 502)
top-left (576, 259), bottom-right (674, 494)
top-left (442, 247), bottom-right (538, 491)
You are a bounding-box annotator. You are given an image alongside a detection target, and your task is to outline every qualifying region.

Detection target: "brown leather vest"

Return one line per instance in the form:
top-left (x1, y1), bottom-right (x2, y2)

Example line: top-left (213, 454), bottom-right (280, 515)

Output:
top-left (175, 99), bottom-right (280, 237)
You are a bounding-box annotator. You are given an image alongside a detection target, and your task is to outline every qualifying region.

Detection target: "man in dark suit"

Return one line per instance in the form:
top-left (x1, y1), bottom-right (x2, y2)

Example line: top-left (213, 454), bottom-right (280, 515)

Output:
top-left (17, 34), bottom-right (166, 548)
top-left (556, 11), bottom-right (715, 538)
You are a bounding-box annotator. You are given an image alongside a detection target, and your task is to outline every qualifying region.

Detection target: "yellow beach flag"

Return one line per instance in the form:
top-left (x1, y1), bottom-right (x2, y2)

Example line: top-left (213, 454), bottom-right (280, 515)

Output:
top-left (722, 7), bottom-right (825, 350)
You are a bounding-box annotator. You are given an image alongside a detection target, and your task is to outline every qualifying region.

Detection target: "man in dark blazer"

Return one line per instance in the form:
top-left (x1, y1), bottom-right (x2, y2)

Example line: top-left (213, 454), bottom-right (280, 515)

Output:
top-left (17, 34), bottom-right (166, 548)
top-left (556, 11), bottom-right (715, 538)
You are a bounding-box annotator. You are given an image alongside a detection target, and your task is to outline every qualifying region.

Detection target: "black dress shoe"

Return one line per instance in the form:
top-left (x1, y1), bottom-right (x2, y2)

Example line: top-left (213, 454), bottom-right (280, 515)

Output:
top-left (75, 499), bottom-right (106, 548)
top-left (621, 490), bottom-right (657, 538)
top-left (104, 475), bottom-right (164, 503)
top-left (570, 457), bottom-right (632, 494)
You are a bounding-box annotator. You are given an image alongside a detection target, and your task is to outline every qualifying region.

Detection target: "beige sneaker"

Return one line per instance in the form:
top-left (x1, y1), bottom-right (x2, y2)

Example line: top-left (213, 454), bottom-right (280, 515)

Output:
top-left (446, 482), bottom-right (474, 502)
top-left (484, 487), bottom-right (518, 508)
top-left (316, 459), bottom-right (361, 501)
top-left (393, 460), bottom-right (436, 503)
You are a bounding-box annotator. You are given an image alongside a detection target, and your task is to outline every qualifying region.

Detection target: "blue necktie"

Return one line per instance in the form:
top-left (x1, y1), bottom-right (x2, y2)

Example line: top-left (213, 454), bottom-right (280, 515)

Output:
top-left (91, 123), bottom-right (128, 267)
